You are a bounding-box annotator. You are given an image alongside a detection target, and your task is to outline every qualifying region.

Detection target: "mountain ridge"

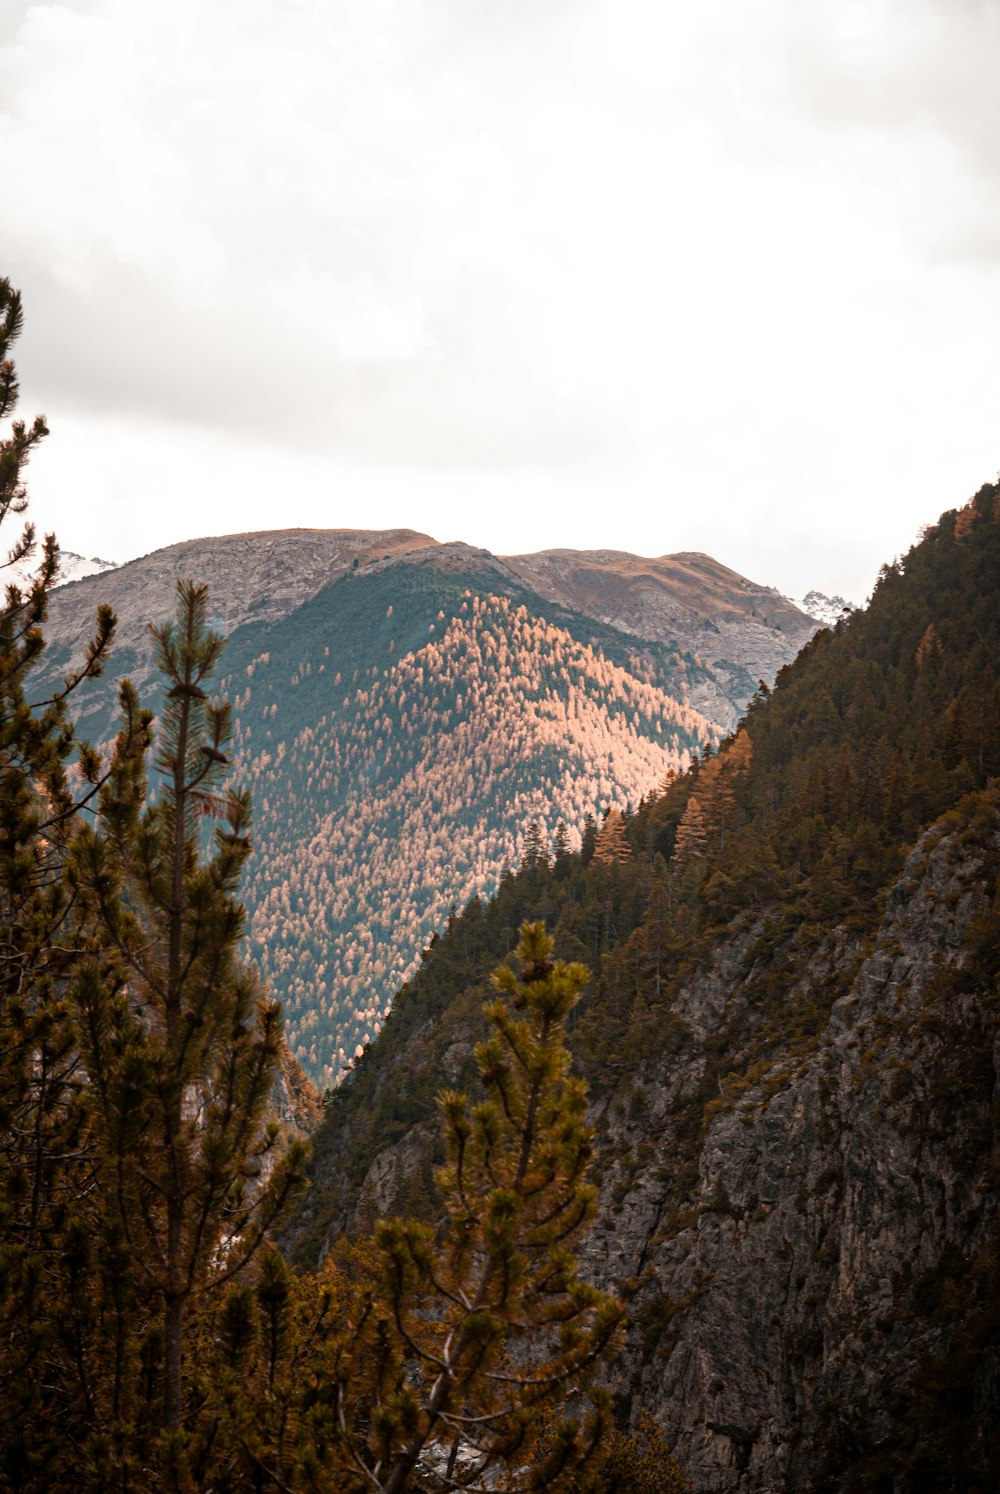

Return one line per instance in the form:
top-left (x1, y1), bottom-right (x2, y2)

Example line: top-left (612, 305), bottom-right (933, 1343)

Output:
top-left (43, 527), bottom-right (818, 730)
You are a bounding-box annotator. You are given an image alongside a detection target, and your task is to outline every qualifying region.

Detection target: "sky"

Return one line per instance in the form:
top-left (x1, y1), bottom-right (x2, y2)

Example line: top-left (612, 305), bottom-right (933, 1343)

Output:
top-left (3, 0), bottom-right (999, 604)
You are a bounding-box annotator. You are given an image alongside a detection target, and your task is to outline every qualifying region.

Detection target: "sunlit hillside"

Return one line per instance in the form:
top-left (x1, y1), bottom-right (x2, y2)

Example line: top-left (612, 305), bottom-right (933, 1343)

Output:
top-left (226, 586), bottom-right (717, 1082)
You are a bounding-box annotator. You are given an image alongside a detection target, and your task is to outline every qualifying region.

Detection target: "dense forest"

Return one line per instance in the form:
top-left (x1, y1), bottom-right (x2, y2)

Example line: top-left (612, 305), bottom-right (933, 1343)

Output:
top-left (226, 583), bottom-right (717, 1081)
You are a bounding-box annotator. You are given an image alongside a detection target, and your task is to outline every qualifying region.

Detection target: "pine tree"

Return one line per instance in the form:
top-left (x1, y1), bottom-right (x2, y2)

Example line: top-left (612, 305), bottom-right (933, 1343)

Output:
top-left (295, 922), bottom-right (625, 1492)
top-left (0, 277), bottom-right (122, 1489)
top-left (592, 809), bottom-right (630, 867)
top-left (68, 582), bottom-right (309, 1462)
top-left (640, 852), bottom-right (674, 1000)
top-left (553, 819), bottom-right (571, 878)
top-left (672, 794), bottom-right (707, 866)
top-left (522, 819), bottom-right (548, 873)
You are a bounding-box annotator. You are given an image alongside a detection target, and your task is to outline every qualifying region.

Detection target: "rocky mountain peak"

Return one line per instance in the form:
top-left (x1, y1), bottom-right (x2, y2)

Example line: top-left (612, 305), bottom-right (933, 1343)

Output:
top-left (44, 527), bottom-right (439, 684)
top-left (787, 588), bottom-right (856, 627)
top-left (4, 547), bottom-right (118, 593)
top-left (41, 526), bottom-right (817, 730)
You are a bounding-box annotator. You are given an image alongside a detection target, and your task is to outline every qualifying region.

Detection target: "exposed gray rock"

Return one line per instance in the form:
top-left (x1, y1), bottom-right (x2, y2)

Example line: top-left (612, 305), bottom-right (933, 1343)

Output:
top-left (43, 527), bottom-right (440, 691)
top-left (503, 549), bottom-right (816, 729)
top-left (585, 802), bottom-right (1000, 1490)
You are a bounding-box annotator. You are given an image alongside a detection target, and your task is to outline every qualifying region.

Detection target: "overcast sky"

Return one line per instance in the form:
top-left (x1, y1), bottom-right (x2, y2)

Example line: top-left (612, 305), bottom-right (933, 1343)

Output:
top-left (3, 0), bottom-right (999, 602)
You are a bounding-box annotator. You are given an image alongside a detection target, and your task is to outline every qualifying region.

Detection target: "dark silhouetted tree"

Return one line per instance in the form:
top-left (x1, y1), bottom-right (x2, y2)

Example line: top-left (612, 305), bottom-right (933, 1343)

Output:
top-left (69, 582), bottom-right (308, 1458)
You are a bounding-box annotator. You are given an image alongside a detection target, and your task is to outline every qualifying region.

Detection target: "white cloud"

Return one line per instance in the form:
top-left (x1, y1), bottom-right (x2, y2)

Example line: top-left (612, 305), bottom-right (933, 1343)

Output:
top-left (3, 0), bottom-right (1000, 602)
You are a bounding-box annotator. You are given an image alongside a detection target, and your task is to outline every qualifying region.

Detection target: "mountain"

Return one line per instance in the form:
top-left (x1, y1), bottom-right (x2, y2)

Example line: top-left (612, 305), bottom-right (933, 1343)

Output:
top-left (4, 547), bottom-right (118, 592)
top-left (38, 529), bottom-right (816, 1085)
top-left (43, 530), bottom-right (816, 733)
top-left (284, 482), bottom-right (1000, 1491)
top-left (500, 548), bottom-right (816, 728)
top-left (786, 588), bottom-right (856, 627)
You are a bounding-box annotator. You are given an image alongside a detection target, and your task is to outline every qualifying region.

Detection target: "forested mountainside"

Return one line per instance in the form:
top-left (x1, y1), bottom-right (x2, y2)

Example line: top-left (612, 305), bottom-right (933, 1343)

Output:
top-left (285, 482), bottom-right (1000, 1492)
top-left (40, 532), bottom-right (813, 1084)
top-left (225, 578), bottom-right (715, 1081)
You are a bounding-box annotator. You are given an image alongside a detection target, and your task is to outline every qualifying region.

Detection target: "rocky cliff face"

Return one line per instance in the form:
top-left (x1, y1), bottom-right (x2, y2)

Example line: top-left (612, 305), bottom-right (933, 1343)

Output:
top-left (312, 788), bottom-right (999, 1492)
top-left (582, 788), bottom-right (999, 1490)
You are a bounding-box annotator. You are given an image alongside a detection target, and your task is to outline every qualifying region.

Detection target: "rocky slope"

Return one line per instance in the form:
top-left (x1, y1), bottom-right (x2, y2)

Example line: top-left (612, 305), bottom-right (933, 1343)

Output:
top-left (503, 548), bottom-right (816, 729)
top-left (583, 791), bottom-right (999, 1491)
top-left (43, 528), bottom-right (438, 695)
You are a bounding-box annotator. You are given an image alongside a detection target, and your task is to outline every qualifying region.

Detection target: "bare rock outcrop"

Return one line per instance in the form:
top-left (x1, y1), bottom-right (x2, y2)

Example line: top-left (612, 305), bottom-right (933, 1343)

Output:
top-left (586, 794), bottom-right (1000, 1490)
top-left (44, 527), bottom-right (439, 689)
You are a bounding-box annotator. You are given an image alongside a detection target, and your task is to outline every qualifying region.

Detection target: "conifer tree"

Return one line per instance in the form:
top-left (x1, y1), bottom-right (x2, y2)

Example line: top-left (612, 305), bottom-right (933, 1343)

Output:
top-left (553, 819), bottom-right (571, 878)
top-left (68, 582), bottom-right (308, 1456)
top-left (289, 922), bottom-right (625, 1492)
top-left (0, 277), bottom-right (122, 1488)
top-left (592, 809), bottom-right (630, 867)
top-left (522, 819), bottom-right (548, 873)
top-left (639, 852), bottom-right (674, 1000)
top-left (672, 793), bottom-right (707, 867)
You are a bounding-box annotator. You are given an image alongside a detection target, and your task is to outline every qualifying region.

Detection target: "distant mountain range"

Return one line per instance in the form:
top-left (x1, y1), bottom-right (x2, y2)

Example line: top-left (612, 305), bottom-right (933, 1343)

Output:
top-left (786, 588), bottom-right (855, 627)
top-left (38, 528), bottom-right (831, 1084)
top-left (4, 547), bottom-right (118, 592)
top-left (8, 535), bottom-right (855, 632)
